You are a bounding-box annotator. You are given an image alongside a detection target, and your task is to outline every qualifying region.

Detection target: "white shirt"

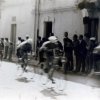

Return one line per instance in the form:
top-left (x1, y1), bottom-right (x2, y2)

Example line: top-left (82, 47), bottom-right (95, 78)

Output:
top-left (16, 40), bottom-right (21, 46)
top-left (17, 38), bottom-right (32, 49)
top-left (4, 40), bottom-right (9, 47)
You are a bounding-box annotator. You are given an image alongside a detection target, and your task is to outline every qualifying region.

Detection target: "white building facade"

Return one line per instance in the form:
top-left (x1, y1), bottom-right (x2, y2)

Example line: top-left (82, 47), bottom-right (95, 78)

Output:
top-left (37, 0), bottom-right (84, 43)
top-left (78, 0), bottom-right (100, 42)
top-left (0, 0), bottom-right (85, 50)
top-left (0, 0), bottom-right (35, 48)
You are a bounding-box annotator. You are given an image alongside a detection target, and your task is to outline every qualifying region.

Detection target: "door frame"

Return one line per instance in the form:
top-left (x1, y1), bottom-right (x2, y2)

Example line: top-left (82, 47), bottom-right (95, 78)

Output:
top-left (43, 21), bottom-right (52, 38)
top-left (10, 24), bottom-right (17, 52)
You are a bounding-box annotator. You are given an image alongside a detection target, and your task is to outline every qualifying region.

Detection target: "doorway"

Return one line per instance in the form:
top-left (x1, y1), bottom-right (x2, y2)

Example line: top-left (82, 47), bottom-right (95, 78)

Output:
top-left (83, 17), bottom-right (99, 39)
top-left (91, 18), bottom-right (99, 39)
top-left (10, 24), bottom-right (17, 52)
top-left (44, 22), bottom-right (52, 38)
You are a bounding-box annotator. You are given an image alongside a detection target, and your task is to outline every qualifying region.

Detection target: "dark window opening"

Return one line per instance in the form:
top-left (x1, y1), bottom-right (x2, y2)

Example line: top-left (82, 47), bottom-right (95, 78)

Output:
top-left (44, 22), bottom-right (52, 39)
top-left (83, 17), bottom-right (99, 40)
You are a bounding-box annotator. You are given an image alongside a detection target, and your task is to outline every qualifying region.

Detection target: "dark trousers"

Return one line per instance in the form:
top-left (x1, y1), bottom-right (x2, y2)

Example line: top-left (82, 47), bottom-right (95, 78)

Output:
top-left (21, 52), bottom-right (28, 71)
top-left (39, 50), bottom-right (45, 63)
top-left (86, 52), bottom-right (93, 72)
top-left (0, 51), bottom-right (3, 61)
top-left (75, 55), bottom-right (80, 72)
top-left (8, 50), bottom-right (13, 60)
top-left (78, 55), bottom-right (86, 72)
top-left (64, 53), bottom-right (73, 73)
top-left (93, 54), bottom-right (100, 71)
top-left (4, 46), bottom-right (8, 59)
top-left (36, 47), bottom-right (39, 60)
top-left (16, 48), bottom-right (22, 58)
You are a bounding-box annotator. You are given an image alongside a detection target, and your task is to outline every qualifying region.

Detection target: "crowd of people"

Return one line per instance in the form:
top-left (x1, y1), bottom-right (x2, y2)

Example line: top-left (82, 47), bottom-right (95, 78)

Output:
top-left (0, 38), bottom-right (13, 61)
top-left (37, 32), bottom-right (98, 78)
top-left (0, 35), bottom-right (32, 62)
top-left (0, 32), bottom-right (98, 82)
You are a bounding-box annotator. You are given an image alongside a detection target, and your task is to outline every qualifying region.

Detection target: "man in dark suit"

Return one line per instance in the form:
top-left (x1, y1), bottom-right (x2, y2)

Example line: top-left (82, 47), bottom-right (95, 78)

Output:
top-left (78, 35), bottom-right (87, 73)
top-left (63, 32), bottom-right (73, 73)
top-left (73, 34), bottom-right (80, 72)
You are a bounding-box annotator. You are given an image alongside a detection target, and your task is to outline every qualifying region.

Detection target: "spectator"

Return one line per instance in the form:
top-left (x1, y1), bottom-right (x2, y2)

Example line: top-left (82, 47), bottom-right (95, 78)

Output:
top-left (26, 35), bottom-right (29, 40)
top-left (87, 37), bottom-right (97, 72)
top-left (78, 35), bottom-right (87, 73)
top-left (8, 42), bottom-right (13, 61)
top-left (16, 37), bottom-right (22, 58)
top-left (36, 36), bottom-right (42, 60)
top-left (16, 37), bottom-right (21, 46)
top-left (63, 32), bottom-right (73, 73)
top-left (38, 37), bottom-right (48, 64)
top-left (41, 37), bottom-right (48, 46)
top-left (50, 33), bottom-right (54, 36)
top-left (84, 33), bottom-right (90, 46)
top-left (4, 38), bottom-right (9, 59)
top-left (0, 39), bottom-right (4, 60)
top-left (1, 38), bottom-right (4, 51)
top-left (73, 34), bottom-right (80, 72)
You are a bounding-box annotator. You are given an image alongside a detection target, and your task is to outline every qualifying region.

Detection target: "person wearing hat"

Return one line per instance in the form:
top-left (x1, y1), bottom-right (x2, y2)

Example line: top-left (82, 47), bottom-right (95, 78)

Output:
top-left (39, 36), bottom-right (58, 83)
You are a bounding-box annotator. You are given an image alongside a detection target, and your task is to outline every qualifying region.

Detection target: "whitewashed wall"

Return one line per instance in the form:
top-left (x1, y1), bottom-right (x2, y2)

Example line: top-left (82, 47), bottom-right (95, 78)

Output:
top-left (39, 0), bottom-right (84, 43)
top-left (40, 0), bottom-right (78, 10)
top-left (0, 0), bottom-right (84, 45)
top-left (0, 0), bottom-right (35, 40)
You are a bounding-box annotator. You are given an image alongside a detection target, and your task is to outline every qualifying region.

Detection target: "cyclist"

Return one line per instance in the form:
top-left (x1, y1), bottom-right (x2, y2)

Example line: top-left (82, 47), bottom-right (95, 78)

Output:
top-left (17, 36), bottom-right (32, 72)
top-left (39, 36), bottom-right (58, 83)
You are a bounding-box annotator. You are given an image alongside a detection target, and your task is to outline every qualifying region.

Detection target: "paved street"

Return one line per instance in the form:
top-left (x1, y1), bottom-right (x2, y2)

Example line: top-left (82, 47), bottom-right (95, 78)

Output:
top-left (0, 61), bottom-right (99, 100)
top-left (5, 55), bottom-right (100, 88)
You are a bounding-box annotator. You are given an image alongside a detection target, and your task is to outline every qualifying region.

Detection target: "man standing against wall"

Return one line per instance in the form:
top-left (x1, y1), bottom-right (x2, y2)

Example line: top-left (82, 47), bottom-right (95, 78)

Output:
top-left (63, 32), bottom-right (73, 73)
top-left (78, 35), bottom-right (87, 73)
top-left (4, 38), bottom-right (9, 59)
top-left (8, 42), bottom-right (13, 61)
top-left (73, 34), bottom-right (80, 72)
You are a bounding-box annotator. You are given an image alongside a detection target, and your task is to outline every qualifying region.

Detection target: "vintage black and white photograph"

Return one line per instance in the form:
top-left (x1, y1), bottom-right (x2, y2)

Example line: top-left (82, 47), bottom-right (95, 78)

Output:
top-left (0, 0), bottom-right (99, 100)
